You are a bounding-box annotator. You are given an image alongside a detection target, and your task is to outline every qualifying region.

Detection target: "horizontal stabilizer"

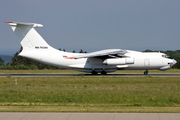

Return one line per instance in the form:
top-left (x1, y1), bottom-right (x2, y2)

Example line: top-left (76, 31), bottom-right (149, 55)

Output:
top-left (5, 21), bottom-right (43, 28)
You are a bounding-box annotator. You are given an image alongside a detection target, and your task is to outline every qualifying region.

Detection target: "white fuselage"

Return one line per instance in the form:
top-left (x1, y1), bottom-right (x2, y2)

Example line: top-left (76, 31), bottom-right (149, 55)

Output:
top-left (5, 21), bottom-right (177, 74)
top-left (19, 49), bottom-right (176, 73)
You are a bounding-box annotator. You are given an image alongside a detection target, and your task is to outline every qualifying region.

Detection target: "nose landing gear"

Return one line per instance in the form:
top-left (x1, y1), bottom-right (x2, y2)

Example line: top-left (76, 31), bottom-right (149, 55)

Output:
top-left (144, 70), bottom-right (148, 75)
top-left (101, 71), bottom-right (107, 75)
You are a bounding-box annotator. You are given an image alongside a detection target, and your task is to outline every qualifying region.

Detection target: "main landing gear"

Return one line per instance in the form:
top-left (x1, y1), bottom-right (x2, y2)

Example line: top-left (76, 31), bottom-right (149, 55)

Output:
top-left (91, 70), bottom-right (98, 75)
top-left (144, 70), bottom-right (148, 75)
top-left (91, 70), bottom-right (107, 75)
top-left (101, 71), bottom-right (107, 75)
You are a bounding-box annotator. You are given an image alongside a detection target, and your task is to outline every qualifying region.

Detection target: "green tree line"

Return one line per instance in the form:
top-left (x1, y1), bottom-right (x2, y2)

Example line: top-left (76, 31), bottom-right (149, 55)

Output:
top-left (0, 49), bottom-right (180, 70)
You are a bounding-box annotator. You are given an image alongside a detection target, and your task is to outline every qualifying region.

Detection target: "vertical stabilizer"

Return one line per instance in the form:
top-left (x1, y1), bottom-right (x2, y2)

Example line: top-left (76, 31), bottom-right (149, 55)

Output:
top-left (5, 21), bottom-right (54, 51)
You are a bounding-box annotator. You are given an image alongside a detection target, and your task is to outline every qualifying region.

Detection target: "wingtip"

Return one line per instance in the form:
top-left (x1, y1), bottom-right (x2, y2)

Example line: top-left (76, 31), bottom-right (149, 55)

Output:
top-left (4, 21), bottom-right (13, 23)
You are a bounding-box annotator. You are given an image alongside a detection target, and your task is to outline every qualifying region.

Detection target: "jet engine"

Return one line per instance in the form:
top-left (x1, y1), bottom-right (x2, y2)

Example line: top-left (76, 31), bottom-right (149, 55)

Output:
top-left (103, 58), bottom-right (134, 65)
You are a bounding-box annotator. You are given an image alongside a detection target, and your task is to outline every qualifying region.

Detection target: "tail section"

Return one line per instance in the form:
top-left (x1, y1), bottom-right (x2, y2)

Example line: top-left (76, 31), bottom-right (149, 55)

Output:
top-left (5, 21), bottom-right (54, 51)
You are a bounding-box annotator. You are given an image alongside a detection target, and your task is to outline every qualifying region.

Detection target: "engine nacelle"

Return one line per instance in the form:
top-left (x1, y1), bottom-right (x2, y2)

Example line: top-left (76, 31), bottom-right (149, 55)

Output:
top-left (103, 58), bottom-right (134, 65)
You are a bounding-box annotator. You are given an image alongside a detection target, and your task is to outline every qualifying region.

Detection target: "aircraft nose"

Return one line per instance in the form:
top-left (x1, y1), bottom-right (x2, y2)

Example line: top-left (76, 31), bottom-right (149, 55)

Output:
top-left (170, 59), bottom-right (177, 68)
top-left (173, 59), bottom-right (177, 65)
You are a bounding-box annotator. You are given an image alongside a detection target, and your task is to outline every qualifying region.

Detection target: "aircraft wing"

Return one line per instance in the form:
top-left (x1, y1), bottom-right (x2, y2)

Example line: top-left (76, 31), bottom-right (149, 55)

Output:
top-left (75, 49), bottom-right (127, 59)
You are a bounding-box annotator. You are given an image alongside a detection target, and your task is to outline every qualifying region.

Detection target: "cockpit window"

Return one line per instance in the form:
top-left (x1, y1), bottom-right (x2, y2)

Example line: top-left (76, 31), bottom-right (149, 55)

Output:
top-left (162, 55), bottom-right (173, 59)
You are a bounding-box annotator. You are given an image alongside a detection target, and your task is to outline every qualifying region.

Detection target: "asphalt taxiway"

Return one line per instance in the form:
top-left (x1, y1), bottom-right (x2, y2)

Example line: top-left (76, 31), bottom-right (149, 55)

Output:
top-left (0, 73), bottom-right (180, 77)
top-left (1, 113), bottom-right (180, 120)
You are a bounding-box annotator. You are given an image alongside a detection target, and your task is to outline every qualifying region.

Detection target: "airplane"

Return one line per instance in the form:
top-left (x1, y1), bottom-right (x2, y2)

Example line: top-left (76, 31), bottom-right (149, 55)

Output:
top-left (5, 21), bottom-right (177, 75)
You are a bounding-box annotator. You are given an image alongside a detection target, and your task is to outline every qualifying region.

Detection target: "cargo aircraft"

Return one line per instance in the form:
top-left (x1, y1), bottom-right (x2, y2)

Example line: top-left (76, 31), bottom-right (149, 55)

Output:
top-left (5, 21), bottom-right (177, 75)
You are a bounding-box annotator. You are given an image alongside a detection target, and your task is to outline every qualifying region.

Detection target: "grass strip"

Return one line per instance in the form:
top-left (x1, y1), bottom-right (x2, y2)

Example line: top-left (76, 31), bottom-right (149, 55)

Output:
top-left (0, 76), bottom-right (180, 112)
top-left (1, 105), bottom-right (180, 113)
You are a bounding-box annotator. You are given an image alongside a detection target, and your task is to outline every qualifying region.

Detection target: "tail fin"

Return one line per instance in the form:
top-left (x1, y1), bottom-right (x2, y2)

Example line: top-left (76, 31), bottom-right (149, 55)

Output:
top-left (5, 21), bottom-right (54, 51)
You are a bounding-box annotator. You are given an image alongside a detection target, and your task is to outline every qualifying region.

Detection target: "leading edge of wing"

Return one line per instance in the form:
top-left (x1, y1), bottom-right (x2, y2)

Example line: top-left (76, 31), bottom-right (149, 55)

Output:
top-left (75, 49), bottom-right (127, 59)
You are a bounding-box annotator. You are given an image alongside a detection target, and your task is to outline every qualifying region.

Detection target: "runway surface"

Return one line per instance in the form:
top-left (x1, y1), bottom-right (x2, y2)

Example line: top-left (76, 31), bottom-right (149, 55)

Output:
top-left (0, 73), bottom-right (180, 77)
top-left (1, 113), bottom-right (180, 120)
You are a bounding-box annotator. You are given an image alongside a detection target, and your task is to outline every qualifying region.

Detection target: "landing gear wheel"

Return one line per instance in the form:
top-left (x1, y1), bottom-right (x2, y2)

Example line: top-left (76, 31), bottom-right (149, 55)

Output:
top-left (101, 71), bottom-right (107, 75)
top-left (144, 70), bottom-right (148, 75)
top-left (92, 71), bottom-right (98, 75)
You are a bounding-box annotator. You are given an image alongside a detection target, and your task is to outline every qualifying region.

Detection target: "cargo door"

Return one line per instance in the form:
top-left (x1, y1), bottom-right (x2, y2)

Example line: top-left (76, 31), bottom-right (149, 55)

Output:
top-left (144, 59), bottom-right (150, 66)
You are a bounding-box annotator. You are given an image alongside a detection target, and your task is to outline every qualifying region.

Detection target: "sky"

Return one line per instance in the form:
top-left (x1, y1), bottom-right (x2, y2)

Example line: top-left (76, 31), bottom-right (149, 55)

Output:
top-left (0, 0), bottom-right (180, 55)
